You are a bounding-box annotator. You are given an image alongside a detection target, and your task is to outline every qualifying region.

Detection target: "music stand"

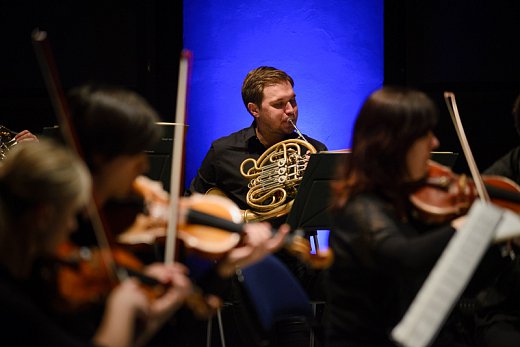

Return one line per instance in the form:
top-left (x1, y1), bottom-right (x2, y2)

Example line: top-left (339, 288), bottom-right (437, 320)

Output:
top-left (285, 151), bottom-right (349, 253)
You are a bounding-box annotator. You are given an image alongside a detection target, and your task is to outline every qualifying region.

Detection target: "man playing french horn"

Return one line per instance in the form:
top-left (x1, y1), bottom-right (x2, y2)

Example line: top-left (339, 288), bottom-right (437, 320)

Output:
top-left (189, 65), bottom-right (327, 292)
top-left (189, 66), bottom-right (327, 224)
top-left (189, 65), bottom-right (328, 345)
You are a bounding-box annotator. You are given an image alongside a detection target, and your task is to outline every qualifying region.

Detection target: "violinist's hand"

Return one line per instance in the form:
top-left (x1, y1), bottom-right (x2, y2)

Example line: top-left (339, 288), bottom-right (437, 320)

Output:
top-left (94, 278), bottom-right (150, 347)
top-left (14, 130), bottom-right (39, 143)
top-left (216, 223), bottom-right (290, 278)
top-left (451, 215), bottom-right (466, 230)
top-left (144, 262), bottom-right (193, 318)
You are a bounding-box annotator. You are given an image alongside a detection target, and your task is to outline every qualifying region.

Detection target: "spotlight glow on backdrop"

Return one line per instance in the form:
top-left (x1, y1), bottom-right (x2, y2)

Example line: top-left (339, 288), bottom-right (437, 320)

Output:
top-left (183, 0), bottom-right (383, 188)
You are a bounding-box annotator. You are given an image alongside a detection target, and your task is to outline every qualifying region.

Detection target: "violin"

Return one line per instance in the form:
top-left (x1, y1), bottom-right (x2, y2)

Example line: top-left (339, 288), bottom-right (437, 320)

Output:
top-left (51, 241), bottom-right (167, 311)
top-left (112, 176), bottom-right (241, 259)
top-left (116, 176), bottom-right (333, 268)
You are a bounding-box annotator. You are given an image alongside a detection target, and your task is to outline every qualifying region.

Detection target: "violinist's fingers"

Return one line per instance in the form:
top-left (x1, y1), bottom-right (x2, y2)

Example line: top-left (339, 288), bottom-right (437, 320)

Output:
top-left (242, 222), bottom-right (272, 247)
top-left (108, 278), bottom-right (150, 317)
top-left (148, 272), bottom-right (192, 318)
top-left (217, 246), bottom-right (256, 278)
top-left (144, 263), bottom-right (189, 284)
top-left (14, 130), bottom-right (39, 143)
top-left (451, 215), bottom-right (466, 230)
top-left (265, 223), bottom-right (290, 252)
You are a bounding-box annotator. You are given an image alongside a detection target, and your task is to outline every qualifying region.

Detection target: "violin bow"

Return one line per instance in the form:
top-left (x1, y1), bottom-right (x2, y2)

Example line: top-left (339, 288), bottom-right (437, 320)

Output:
top-left (132, 50), bottom-right (194, 347)
top-left (164, 49), bottom-right (192, 264)
top-left (444, 91), bottom-right (490, 202)
top-left (31, 29), bottom-right (123, 284)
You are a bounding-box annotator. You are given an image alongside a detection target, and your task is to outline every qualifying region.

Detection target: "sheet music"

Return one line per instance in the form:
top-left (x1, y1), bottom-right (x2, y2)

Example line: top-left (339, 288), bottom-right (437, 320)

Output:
top-left (494, 208), bottom-right (520, 243)
top-left (391, 200), bottom-right (503, 347)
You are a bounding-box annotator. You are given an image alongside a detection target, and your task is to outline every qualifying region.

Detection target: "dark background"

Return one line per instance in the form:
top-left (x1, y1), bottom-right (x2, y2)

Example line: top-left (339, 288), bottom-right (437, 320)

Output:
top-left (2, 0), bottom-right (520, 174)
top-left (1, 0), bottom-right (182, 129)
top-left (385, 1), bottom-right (520, 173)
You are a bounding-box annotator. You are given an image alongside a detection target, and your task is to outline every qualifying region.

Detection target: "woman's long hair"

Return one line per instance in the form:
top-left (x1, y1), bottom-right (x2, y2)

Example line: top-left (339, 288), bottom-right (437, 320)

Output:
top-left (332, 86), bottom-right (438, 214)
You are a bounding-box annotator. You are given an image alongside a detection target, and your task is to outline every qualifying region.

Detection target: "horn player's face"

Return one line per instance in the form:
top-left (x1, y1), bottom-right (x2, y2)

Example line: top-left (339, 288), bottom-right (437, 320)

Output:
top-left (256, 81), bottom-right (298, 142)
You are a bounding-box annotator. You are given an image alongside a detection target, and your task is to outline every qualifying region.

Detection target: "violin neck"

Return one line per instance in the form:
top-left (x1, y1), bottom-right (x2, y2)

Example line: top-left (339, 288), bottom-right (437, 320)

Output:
top-left (186, 209), bottom-right (244, 234)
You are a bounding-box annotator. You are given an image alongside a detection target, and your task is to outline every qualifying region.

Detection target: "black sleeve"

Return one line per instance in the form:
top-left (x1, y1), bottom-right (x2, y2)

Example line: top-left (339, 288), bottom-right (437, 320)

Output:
top-left (483, 147), bottom-right (520, 185)
top-left (376, 224), bottom-right (455, 270)
top-left (338, 196), bottom-right (454, 271)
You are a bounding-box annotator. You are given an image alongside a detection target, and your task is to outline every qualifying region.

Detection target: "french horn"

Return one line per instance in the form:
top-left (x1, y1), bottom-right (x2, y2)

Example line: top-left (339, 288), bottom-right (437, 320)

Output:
top-left (0, 125), bottom-right (18, 161)
top-left (239, 120), bottom-right (316, 222)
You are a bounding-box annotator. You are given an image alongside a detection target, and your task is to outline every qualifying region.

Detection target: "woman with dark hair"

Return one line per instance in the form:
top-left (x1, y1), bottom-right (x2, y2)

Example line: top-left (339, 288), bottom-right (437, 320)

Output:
top-left (66, 84), bottom-right (286, 265)
top-left (325, 86), bottom-right (468, 347)
top-left (63, 84), bottom-right (288, 345)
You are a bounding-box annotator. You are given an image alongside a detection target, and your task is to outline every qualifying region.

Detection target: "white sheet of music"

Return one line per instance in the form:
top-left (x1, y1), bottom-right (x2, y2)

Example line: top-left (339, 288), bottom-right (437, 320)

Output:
top-left (391, 200), bottom-right (504, 347)
top-left (494, 208), bottom-right (520, 243)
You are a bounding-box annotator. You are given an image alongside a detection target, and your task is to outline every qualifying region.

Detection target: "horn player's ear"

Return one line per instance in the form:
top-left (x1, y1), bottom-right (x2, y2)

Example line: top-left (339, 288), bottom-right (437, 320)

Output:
top-left (248, 103), bottom-right (259, 117)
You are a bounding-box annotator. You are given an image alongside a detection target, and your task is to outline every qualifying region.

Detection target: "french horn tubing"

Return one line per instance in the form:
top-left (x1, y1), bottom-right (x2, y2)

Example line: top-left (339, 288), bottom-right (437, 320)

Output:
top-left (239, 120), bottom-right (316, 222)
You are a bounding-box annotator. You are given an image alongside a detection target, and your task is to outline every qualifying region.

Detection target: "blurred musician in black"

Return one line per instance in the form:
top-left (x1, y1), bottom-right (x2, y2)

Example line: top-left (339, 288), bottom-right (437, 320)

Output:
top-left (325, 86), bottom-right (469, 347)
top-left (65, 83), bottom-right (289, 346)
top-left (0, 139), bottom-right (191, 347)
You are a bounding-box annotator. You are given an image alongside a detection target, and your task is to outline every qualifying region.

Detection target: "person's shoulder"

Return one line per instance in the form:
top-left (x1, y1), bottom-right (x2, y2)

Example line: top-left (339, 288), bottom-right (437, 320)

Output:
top-left (484, 145), bottom-right (520, 176)
top-left (211, 125), bottom-right (255, 148)
top-left (303, 135), bottom-right (327, 151)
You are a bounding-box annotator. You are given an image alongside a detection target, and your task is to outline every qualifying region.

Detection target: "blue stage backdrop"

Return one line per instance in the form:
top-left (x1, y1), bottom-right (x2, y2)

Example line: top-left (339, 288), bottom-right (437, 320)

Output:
top-left (183, 0), bottom-right (383, 189)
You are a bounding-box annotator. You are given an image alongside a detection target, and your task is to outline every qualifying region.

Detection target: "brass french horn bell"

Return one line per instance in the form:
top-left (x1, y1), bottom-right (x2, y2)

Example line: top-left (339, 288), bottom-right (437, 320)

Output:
top-left (239, 120), bottom-right (316, 222)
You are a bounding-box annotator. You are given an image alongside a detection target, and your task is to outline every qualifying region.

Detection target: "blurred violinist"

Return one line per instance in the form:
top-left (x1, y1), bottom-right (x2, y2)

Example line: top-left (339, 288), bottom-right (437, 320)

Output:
top-left (66, 83), bottom-right (287, 277)
top-left (325, 86), bottom-right (469, 347)
top-left (0, 140), bottom-right (191, 347)
top-left (62, 84), bottom-right (288, 345)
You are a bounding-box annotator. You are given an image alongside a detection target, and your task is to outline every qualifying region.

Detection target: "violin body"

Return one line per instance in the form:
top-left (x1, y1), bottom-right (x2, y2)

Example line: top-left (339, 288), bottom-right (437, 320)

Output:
top-left (53, 242), bottom-right (164, 311)
top-left (411, 160), bottom-right (520, 224)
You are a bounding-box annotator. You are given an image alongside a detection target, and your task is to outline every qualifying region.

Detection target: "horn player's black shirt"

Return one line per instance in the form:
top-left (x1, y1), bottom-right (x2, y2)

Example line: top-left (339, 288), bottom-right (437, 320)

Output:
top-left (188, 121), bottom-right (328, 224)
